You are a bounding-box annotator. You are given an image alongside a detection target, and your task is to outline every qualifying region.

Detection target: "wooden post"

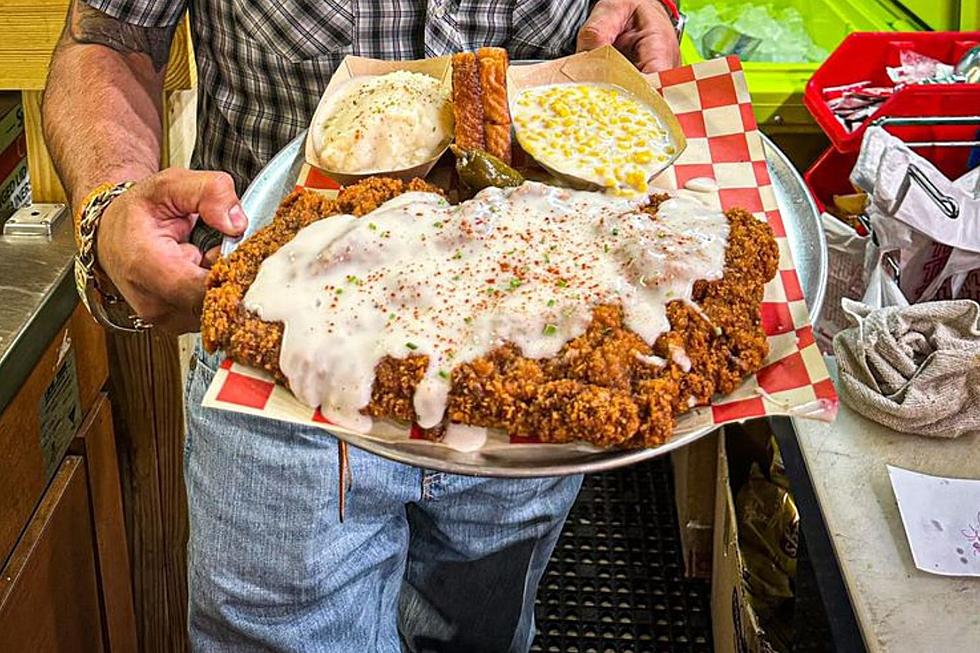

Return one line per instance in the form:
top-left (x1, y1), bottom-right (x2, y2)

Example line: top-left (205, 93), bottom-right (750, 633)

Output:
top-left (8, 7), bottom-right (198, 651)
top-left (104, 332), bottom-right (188, 653)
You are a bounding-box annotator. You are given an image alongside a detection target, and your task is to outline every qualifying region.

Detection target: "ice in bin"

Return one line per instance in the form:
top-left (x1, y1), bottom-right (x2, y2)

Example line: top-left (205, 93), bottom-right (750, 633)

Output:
top-left (686, 2), bottom-right (828, 62)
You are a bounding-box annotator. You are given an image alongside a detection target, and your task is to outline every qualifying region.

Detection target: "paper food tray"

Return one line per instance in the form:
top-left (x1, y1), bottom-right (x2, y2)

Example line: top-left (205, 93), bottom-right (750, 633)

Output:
top-left (304, 54), bottom-right (454, 186)
top-left (205, 49), bottom-right (837, 457)
top-left (507, 47), bottom-right (687, 187)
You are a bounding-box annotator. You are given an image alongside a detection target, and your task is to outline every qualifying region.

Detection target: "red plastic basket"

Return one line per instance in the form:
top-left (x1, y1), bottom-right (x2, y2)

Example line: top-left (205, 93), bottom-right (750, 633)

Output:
top-left (804, 32), bottom-right (980, 153)
top-left (804, 120), bottom-right (977, 212)
top-left (804, 117), bottom-right (980, 304)
top-left (803, 147), bottom-right (859, 214)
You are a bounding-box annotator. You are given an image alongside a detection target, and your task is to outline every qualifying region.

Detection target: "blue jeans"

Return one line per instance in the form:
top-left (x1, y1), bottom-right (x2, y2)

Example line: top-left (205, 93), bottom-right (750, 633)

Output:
top-left (184, 344), bottom-right (583, 652)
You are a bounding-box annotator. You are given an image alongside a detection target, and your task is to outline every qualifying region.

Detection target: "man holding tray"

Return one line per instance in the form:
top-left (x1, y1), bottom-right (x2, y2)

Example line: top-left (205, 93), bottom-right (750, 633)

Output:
top-left (42, 1), bottom-right (682, 651)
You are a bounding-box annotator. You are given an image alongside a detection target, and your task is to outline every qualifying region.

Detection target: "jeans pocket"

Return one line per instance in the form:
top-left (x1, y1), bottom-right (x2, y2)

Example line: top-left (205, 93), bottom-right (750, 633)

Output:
top-left (184, 349), bottom-right (218, 459)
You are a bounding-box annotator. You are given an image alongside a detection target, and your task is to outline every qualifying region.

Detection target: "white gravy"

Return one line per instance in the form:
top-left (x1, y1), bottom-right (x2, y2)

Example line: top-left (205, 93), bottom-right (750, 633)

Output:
top-left (243, 182), bottom-right (730, 432)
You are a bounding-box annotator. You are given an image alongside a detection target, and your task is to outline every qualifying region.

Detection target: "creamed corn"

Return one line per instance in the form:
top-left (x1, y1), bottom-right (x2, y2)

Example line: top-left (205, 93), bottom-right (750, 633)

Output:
top-left (512, 83), bottom-right (673, 196)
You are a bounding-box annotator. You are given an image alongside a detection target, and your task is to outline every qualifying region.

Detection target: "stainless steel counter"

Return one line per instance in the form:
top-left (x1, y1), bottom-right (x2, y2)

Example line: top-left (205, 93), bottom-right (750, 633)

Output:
top-left (0, 212), bottom-right (78, 414)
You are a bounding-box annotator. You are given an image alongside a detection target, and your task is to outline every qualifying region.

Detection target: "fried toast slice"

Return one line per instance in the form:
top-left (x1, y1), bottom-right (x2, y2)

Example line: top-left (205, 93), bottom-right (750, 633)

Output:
top-left (451, 52), bottom-right (486, 151)
top-left (476, 47), bottom-right (512, 163)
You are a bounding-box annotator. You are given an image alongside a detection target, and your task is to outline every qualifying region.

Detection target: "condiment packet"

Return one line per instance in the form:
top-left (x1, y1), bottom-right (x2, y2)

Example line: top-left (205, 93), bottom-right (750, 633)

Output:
top-left (887, 50), bottom-right (956, 85)
top-left (824, 50), bottom-right (965, 133)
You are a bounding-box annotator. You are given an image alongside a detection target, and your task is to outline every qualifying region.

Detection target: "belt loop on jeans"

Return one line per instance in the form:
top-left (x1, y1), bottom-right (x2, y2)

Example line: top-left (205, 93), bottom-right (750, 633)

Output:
top-left (421, 471), bottom-right (445, 501)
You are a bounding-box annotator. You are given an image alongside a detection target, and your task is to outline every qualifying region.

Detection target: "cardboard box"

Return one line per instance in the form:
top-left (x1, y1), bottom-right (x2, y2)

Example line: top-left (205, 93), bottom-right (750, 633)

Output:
top-left (672, 431), bottom-right (718, 579)
top-left (0, 93), bottom-right (24, 155)
top-left (0, 93), bottom-right (29, 223)
top-left (0, 160), bottom-right (30, 221)
top-left (711, 428), bottom-right (771, 653)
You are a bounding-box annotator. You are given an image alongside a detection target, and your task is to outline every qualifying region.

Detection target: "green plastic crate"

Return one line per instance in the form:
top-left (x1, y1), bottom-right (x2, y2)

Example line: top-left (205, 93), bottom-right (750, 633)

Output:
top-left (680, 0), bottom-right (922, 127)
top-left (901, 0), bottom-right (960, 32)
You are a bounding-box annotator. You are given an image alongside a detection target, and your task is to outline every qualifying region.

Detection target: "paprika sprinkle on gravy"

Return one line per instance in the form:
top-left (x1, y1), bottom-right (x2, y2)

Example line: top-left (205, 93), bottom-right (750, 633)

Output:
top-left (243, 181), bottom-right (729, 432)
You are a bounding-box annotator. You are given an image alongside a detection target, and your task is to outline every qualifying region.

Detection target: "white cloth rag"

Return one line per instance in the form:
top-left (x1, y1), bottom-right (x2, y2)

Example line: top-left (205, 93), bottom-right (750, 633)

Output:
top-left (832, 298), bottom-right (980, 438)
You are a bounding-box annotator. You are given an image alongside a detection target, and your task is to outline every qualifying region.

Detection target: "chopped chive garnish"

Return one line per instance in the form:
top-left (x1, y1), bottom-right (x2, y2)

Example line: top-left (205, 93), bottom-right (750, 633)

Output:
top-left (405, 342), bottom-right (418, 350)
top-left (556, 279), bottom-right (568, 288)
top-left (604, 243), bottom-right (609, 253)
top-left (368, 222), bottom-right (378, 231)
top-left (464, 316), bottom-right (473, 324)
top-left (438, 370), bottom-right (449, 380)
top-left (452, 250), bottom-right (462, 260)
top-left (612, 228), bottom-right (619, 236)
top-left (547, 299), bottom-right (556, 307)
top-left (508, 279), bottom-right (522, 290)
top-left (335, 288), bottom-right (343, 295)
top-left (542, 324), bottom-right (558, 336)
top-left (433, 221), bottom-right (444, 228)
top-left (452, 275), bottom-right (461, 281)
top-left (543, 254), bottom-right (550, 263)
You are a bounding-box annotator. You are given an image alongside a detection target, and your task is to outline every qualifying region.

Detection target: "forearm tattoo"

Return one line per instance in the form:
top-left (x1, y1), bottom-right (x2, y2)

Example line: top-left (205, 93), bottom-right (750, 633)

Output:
top-left (66, 1), bottom-right (177, 71)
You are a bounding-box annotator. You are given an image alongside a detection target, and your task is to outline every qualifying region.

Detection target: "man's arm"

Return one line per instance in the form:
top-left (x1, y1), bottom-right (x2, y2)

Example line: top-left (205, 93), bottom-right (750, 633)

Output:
top-left (43, 1), bottom-right (172, 209)
top-left (42, 1), bottom-right (246, 333)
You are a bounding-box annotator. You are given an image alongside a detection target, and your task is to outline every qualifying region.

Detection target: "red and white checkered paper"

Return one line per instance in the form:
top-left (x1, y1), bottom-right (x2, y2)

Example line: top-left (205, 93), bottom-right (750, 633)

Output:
top-left (203, 56), bottom-right (837, 455)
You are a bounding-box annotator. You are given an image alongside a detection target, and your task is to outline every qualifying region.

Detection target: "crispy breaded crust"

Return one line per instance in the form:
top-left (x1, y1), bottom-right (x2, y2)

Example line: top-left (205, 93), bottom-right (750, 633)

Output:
top-left (203, 181), bottom-right (779, 450)
top-left (202, 178), bottom-right (445, 384)
top-left (451, 53), bottom-right (486, 151)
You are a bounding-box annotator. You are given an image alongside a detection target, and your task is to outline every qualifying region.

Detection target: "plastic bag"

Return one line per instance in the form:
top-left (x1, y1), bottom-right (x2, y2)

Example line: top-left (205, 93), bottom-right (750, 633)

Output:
top-left (851, 127), bottom-right (980, 309)
top-left (736, 439), bottom-right (798, 652)
top-left (815, 212), bottom-right (872, 351)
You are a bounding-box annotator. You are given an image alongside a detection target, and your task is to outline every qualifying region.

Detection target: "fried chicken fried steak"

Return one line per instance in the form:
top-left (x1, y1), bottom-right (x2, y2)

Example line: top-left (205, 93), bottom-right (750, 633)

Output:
top-left (202, 177), bottom-right (778, 449)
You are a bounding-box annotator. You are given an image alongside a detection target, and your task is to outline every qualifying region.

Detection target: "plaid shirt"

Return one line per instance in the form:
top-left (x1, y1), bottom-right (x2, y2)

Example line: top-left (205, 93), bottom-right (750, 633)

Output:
top-left (85, 0), bottom-right (591, 192)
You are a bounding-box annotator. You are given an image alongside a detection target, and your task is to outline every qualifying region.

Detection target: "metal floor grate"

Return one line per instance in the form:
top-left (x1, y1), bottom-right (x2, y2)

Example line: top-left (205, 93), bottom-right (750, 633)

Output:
top-left (533, 458), bottom-right (713, 653)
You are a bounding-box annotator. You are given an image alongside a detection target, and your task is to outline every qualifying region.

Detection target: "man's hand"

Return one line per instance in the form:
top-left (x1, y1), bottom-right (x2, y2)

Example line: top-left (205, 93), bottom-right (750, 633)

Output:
top-left (95, 169), bottom-right (247, 333)
top-left (577, 0), bottom-right (680, 73)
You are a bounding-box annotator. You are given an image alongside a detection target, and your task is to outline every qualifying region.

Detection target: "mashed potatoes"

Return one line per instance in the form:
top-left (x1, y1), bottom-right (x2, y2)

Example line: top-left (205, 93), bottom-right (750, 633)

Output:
top-left (316, 71), bottom-right (454, 173)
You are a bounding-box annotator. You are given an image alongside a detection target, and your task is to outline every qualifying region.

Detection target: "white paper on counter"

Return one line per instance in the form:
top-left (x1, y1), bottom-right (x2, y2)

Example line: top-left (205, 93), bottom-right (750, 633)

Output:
top-left (888, 465), bottom-right (980, 577)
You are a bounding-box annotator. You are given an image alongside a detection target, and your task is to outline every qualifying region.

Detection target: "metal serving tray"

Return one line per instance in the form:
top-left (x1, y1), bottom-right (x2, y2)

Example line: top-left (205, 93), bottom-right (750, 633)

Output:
top-left (221, 132), bottom-right (826, 477)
